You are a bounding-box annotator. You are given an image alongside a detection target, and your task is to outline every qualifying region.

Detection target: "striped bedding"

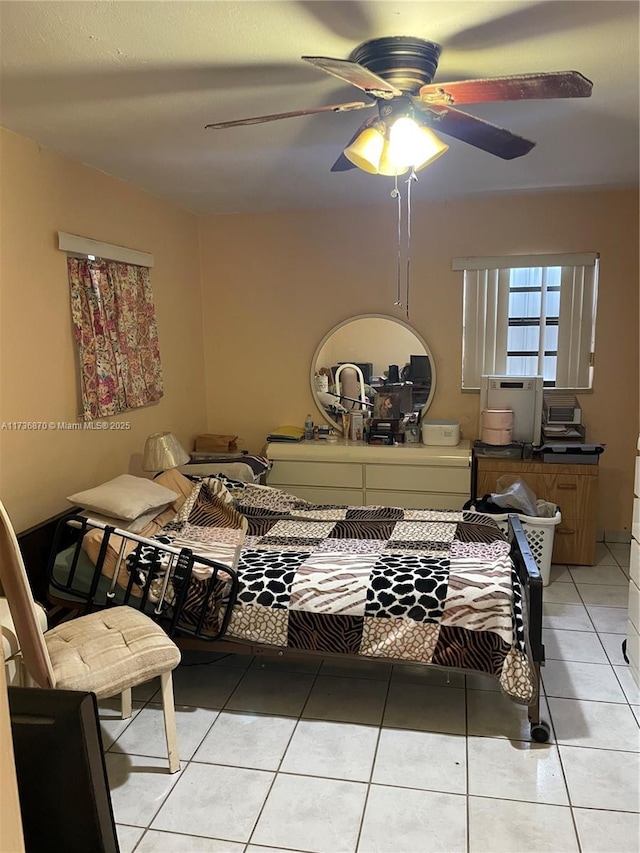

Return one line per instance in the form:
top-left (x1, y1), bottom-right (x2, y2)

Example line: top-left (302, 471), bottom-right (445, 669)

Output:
top-left (147, 478), bottom-right (536, 704)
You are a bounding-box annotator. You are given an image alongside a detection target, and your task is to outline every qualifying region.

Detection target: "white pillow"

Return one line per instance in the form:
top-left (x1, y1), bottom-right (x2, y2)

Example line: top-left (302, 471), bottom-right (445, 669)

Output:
top-left (78, 505), bottom-right (174, 534)
top-left (78, 510), bottom-right (129, 530)
top-left (67, 474), bottom-right (178, 521)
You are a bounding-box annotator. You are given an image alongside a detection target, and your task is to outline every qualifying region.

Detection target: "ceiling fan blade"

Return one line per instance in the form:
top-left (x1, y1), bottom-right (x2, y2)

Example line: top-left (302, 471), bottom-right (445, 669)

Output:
top-left (418, 71), bottom-right (593, 106)
top-left (418, 104), bottom-right (535, 159)
top-left (302, 56), bottom-right (402, 99)
top-left (205, 100), bottom-right (374, 129)
top-left (329, 115), bottom-right (378, 172)
top-left (330, 152), bottom-right (358, 172)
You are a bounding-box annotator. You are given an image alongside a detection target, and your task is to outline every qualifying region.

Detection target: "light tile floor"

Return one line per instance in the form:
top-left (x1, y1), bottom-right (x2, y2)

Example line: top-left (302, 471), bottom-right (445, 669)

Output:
top-left (104, 542), bottom-right (640, 853)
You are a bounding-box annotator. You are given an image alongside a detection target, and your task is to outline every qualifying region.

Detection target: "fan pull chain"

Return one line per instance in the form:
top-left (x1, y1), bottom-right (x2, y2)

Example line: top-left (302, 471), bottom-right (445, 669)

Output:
top-left (405, 170), bottom-right (417, 320)
top-left (390, 170), bottom-right (418, 318)
top-left (391, 174), bottom-right (402, 307)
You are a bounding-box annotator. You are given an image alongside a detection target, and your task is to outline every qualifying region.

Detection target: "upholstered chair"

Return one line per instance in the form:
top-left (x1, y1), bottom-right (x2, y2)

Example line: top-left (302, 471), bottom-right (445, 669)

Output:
top-left (0, 501), bottom-right (181, 773)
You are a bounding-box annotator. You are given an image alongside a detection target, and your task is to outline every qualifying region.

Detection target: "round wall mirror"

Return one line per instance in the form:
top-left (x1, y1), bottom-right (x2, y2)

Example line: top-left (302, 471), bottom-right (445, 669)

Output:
top-left (310, 314), bottom-right (437, 432)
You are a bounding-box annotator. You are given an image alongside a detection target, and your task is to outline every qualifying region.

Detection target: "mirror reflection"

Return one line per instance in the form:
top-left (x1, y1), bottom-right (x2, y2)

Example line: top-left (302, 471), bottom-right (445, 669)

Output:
top-left (311, 315), bottom-right (436, 435)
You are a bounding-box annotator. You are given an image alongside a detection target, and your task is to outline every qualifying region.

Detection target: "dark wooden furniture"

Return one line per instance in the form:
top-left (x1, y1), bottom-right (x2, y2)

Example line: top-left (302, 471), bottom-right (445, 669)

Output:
top-left (17, 507), bottom-right (80, 606)
top-left (475, 457), bottom-right (599, 565)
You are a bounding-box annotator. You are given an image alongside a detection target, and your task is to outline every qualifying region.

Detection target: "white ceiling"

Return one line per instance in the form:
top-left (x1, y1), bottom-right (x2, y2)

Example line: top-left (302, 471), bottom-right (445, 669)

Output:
top-left (1, 0), bottom-right (638, 214)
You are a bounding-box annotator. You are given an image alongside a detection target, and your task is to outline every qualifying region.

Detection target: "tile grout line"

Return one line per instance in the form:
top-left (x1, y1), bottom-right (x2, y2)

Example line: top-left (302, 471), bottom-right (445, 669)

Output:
top-left (352, 671), bottom-right (394, 853)
top-left (126, 656), bottom-right (255, 848)
top-left (242, 656), bottom-right (324, 851)
top-left (549, 696), bottom-right (584, 852)
top-left (138, 664), bottom-right (238, 839)
top-left (146, 654), bottom-right (315, 851)
top-left (542, 572), bottom-right (633, 709)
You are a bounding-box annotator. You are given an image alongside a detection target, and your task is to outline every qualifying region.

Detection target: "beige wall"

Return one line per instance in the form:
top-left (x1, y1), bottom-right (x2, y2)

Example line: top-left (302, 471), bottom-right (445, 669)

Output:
top-left (199, 189), bottom-right (639, 535)
top-left (0, 129), bottom-right (207, 531)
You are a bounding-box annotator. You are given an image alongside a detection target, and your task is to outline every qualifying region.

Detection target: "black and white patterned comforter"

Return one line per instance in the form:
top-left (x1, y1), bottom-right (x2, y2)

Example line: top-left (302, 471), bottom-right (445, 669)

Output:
top-left (154, 478), bottom-right (536, 704)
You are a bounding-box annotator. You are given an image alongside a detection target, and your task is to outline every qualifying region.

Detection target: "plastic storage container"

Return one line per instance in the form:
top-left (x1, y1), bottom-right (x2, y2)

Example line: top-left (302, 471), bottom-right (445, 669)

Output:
top-left (421, 419), bottom-right (461, 446)
top-left (482, 509), bottom-right (561, 586)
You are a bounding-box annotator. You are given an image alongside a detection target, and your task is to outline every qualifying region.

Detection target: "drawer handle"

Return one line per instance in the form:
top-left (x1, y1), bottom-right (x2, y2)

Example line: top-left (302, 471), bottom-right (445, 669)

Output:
top-left (557, 527), bottom-right (576, 535)
top-left (557, 484), bottom-right (577, 490)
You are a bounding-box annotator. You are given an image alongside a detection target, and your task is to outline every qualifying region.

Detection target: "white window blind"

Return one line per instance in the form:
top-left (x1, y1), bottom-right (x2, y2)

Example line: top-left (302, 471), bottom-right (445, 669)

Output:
top-left (457, 252), bottom-right (599, 390)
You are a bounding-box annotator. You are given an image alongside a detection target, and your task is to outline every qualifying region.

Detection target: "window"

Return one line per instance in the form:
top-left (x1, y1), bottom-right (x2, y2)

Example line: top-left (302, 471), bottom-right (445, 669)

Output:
top-left (456, 252), bottom-right (599, 390)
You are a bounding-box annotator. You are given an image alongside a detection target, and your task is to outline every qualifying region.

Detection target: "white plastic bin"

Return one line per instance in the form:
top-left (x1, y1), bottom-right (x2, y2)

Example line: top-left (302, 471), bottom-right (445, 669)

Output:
top-left (486, 509), bottom-right (561, 586)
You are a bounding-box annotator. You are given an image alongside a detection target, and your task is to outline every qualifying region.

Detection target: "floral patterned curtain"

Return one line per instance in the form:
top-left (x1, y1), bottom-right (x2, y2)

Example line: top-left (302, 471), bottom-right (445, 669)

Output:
top-left (67, 258), bottom-right (163, 420)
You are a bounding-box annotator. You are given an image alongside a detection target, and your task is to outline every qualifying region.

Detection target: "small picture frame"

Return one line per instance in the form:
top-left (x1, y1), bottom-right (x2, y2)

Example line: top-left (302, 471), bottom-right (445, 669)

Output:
top-left (373, 386), bottom-right (410, 419)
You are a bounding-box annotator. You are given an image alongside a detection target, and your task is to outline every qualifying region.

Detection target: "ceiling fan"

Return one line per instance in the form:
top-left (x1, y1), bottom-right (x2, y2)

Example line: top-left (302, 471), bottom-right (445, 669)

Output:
top-left (205, 36), bottom-right (593, 172)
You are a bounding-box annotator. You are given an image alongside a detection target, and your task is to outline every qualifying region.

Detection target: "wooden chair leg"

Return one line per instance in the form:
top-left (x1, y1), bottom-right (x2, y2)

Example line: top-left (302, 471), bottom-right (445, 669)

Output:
top-left (160, 671), bottom-right (180, 773)
top-left (121, 687), bottom-right (132, 720)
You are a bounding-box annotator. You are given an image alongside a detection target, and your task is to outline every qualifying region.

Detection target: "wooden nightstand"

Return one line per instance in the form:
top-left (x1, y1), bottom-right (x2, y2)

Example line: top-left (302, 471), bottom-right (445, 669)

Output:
top-left (475, 456), bottom-right (599, 565)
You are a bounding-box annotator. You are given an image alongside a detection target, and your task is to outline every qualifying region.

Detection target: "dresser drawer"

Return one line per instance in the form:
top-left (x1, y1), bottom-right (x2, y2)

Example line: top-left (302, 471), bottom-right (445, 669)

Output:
top-left (552, 518), bottom-right (596, 565)
top-left (366, 490), bottom-right (467, 511)
top-left (541, 474), bottom-right (580, 518)
top-left (268, 461), bottom-right (362, 489)
top-left (477, 468), bottom-right (596, 522)
top-left (280, 485), bottom-right (364, 506)
top-left (543, 473), bottom-right (598, 522)
top-left (365, 464), bottom-right (470, 496)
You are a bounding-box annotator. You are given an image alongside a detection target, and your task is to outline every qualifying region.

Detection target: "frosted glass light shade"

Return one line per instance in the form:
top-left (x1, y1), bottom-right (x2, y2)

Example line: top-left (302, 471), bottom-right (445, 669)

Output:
top-left (142, 431), bottom-right (190, 471)
top-left (377, 141), bottom-right (410, 177)
top-left (388, 118), bottom-right (448, 171)
top-left (344, 117), bottom-right (446, 176)
top-left (344, 126), bottom-right (385, 174)
top-left (413, 126), bottom-right (449, 170)
top-left (388, 117), bottom-right (423, 167)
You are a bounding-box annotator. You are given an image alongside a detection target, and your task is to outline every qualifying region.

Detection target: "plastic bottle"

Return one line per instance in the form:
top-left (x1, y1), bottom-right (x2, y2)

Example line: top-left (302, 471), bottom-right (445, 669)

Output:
top-left (304, 414), bottom-right (314, 441)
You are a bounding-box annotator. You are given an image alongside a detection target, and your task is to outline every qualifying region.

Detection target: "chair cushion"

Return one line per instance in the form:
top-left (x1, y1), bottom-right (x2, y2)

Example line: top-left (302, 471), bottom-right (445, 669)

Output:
top-left (44, 606), bottom-right (181, 699)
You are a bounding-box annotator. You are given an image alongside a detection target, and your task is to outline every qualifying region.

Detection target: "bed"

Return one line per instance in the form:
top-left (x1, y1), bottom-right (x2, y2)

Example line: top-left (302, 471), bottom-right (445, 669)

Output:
top-left (44, 468), bottom-right (550, 742)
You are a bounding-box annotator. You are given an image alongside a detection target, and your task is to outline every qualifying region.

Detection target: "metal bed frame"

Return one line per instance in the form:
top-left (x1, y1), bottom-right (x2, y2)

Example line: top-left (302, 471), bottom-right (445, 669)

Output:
top-left (43, 511), bottom-right (549, 742)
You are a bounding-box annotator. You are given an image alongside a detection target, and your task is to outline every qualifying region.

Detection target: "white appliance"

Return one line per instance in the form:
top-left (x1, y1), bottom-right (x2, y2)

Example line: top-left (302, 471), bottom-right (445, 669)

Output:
top-left (421, 419), bottom-right (461, 446)
top-left (480, 375), bottom-right (544, 445)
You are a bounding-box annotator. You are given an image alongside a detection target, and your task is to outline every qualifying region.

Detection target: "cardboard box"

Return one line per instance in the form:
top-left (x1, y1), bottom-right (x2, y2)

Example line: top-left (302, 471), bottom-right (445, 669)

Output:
top-left (194, 434), bottom-right (238, 453)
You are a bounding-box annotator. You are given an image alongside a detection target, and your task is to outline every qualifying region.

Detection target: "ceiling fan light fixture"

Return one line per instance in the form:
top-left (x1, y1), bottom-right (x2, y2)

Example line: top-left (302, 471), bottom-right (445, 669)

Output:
top-left (344, 125), bottom-right (385, 174)
top-left (412, 125), bottom-right (449, 171)
top-left (388, 117), bottom-right (448, 171)
top-left (377, 141), bottom-right (411, 177)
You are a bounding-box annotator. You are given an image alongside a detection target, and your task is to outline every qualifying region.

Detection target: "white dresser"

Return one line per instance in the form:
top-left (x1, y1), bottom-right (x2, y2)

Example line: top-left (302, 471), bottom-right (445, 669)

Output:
top-left (628, 437), bottom-right (640, 687)
top-left (266, 440), bottom-right (471, 510)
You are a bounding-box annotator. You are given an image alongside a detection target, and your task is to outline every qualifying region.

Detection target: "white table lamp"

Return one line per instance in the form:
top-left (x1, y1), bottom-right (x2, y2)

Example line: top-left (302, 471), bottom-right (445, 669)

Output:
top-left (142, 432), bottom-right (190, 472)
